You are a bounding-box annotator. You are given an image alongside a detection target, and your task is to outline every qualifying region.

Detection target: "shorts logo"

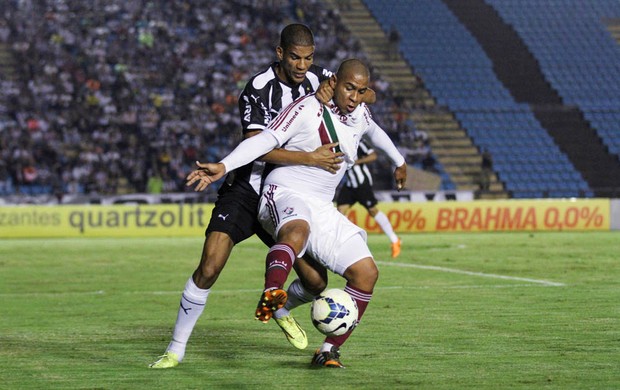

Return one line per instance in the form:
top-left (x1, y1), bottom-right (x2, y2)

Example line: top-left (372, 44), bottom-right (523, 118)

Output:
top-left (218, 213), bottom-right (229, 220)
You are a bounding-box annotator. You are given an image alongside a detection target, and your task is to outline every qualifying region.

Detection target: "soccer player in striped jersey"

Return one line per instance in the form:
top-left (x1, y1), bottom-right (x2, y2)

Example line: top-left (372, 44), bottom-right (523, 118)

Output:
top-left (186, 59), bottom-right (407, 368)
top-left (336, 139), bottom-right (402, 258)
top-left (149, 23), bottom-right (354, 369)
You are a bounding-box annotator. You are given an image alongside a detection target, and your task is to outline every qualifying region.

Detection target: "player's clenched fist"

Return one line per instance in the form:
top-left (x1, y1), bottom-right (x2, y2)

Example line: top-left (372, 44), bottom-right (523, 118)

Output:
top-left (186, 161), bottom-right (226, 191)
top-left (394, 163), bottom-right (407, 191)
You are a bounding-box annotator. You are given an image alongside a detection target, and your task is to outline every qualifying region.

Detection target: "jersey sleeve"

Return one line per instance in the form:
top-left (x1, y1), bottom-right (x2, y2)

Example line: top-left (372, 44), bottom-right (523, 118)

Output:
top-left (220, 131), bottom-right (279, 173)
top-left (363, 107), bottom-right (406, 167)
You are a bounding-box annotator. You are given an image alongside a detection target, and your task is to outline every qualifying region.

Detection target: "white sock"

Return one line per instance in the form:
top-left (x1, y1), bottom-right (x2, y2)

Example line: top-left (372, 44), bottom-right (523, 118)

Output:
top-left (274, 278), bottom-right (317, 319)
top-left (321, 342), bottom-right (336, 353)
top-left (374, 211), bottom-right (399, 243)
top-left (166, 277), bottom-right (210, 361)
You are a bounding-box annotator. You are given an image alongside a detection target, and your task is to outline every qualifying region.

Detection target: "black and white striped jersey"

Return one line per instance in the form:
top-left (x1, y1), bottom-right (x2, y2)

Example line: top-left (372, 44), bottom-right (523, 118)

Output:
top-left (344, 140), bottom-right (375, 188)
top-left (235, 62), bottom-right (333, 194)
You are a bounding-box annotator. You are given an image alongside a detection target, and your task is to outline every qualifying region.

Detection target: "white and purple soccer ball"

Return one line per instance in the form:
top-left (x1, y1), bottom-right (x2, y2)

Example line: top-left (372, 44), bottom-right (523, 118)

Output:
top-left (310, 288), bottom-right (359, 337)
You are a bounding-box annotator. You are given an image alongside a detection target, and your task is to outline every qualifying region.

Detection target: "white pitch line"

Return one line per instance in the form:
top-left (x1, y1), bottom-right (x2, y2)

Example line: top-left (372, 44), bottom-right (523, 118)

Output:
top-left (0, 283), bottom-right (558, 298)
top-left (0, 263), bottom-right (565, 299)
top-left (376, 261), bottom-right (566, 287)
top-left (378, 283), bottom-right (559, 290)
top-left (0, 280), bottom-right (564, 298)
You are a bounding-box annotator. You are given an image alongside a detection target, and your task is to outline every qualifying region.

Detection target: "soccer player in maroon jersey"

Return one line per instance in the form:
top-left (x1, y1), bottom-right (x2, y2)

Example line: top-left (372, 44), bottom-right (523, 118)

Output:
top-left (150, 24), bottom-right (376, 369)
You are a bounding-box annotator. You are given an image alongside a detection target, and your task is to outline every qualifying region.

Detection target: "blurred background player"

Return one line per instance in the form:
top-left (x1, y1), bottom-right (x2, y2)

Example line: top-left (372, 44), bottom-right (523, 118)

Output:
top-left (186, 59), bottom-right (407, 368)
top-left (336, 139), bottom-right (402, 258)
top-left (149, 23), bottom-right (344, 369)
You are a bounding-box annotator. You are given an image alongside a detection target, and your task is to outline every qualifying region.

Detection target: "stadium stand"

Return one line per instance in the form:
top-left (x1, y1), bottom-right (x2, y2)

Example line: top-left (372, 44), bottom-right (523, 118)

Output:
top-left (486, 0), bottom-right (620, 197)
top-left (323, 0), bottom-right (482, 195)
top-left (363, 0), bottom-right (620, 198)
top-left (1, 0), bottom-right (445, 201)
top-left (3, 0), bottom-right (620, 200)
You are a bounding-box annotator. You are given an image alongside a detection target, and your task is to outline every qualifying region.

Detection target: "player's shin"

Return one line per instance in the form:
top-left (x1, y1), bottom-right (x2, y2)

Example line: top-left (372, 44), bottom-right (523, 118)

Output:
top-left (264, 243), bottom-right (296, 290)
top-left (256, 243), bottom-right (297, 322)
top-left (167, 277), bottom-right (210, 361)
top-left (322, 283), bottom-right (372, 349)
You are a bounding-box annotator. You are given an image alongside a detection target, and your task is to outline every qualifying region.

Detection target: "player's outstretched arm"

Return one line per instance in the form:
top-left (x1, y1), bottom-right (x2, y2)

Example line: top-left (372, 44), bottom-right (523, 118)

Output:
top-left (186, 130), bottom-right (278, 192)
top-left (353, 151), bottom-right (378, 166)
top-left (261, 142), bottom-right (344, 174)
top-left (186, 162), bottom-right (226, 192)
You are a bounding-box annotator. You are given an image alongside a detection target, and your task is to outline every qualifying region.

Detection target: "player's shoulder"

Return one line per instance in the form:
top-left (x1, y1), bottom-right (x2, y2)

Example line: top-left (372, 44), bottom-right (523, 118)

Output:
top-left (276, 94), bottom-right (321, 124)
top-left (308, 64), bottom-right (333, 81)
top-left (246, 63), bottom-right (278, 91)
top-left (352, 103), bottom-right (373, 119)
top-left (361, 103), bottom-right (373, 115)
top-left (288, 93), bottom-right (321, 113)
top-left (361, 103), bottom-right (374, 121)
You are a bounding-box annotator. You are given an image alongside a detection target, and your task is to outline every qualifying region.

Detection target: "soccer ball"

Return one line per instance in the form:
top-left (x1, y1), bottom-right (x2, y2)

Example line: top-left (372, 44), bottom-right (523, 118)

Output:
top-left (310, 288), bottom-right (359, 337)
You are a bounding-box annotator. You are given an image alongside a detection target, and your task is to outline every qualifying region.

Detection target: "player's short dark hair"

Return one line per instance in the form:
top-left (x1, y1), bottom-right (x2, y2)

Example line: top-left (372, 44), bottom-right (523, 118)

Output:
top-left (279, 24), bottom-right (314, 50)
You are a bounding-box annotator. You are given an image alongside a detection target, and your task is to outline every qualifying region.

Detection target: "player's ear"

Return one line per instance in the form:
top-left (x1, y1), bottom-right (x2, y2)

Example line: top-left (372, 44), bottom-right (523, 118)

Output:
top-left (276, 46), bottom-right (284, 61)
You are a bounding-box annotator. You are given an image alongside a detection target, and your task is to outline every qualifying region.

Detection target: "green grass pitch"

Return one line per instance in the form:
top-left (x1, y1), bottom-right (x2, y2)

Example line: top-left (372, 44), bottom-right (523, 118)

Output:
top-left (1, 232), bottom-right (618, 389)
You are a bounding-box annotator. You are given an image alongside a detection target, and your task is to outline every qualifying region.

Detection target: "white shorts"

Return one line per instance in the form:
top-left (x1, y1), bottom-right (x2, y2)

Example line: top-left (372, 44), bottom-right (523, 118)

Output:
top-left (258, 185), bottom-right (373, 276)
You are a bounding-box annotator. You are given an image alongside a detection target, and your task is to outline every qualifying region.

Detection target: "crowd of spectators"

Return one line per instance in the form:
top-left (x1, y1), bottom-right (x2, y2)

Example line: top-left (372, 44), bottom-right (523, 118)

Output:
top-left (0, 0), bottom-right (420, 202)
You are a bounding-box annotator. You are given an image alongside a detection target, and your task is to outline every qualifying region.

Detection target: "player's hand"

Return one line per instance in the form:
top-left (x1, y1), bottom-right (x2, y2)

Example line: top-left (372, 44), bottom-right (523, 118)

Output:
top-left (315, 76), bottom-right (336, 105)
top-left (394, 163), bottom-right (407, 191)
top-left (310, 142), bottom-right (344, 174)
top-left (186, 161), bottom-right (226, 191)
top-left (362, 88), bottom-right (376, 104)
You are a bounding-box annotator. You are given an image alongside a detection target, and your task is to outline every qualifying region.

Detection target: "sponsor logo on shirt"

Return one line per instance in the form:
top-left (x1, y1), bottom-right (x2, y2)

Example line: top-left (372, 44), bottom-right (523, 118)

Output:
top-left (281, 109), bottom-right (300, 133)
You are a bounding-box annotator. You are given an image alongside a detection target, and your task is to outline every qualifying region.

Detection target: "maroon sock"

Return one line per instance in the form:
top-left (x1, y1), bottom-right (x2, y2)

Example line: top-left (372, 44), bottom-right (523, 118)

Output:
top-left (264, 243), bottom-right (296, 290)
top-left (325, 284), bottom-right (373, 348)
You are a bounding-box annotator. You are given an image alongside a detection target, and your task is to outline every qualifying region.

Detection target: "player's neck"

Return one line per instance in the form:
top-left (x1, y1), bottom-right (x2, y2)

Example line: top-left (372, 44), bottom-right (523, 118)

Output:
top-left (274, 63), bottom-right (303, 88)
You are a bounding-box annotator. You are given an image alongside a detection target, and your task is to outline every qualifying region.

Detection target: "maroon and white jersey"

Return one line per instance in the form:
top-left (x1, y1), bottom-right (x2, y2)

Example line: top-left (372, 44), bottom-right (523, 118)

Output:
top-left (236, 63), bottom-right (332, 194)
top-left (221, 94), bottom-right (405, 202)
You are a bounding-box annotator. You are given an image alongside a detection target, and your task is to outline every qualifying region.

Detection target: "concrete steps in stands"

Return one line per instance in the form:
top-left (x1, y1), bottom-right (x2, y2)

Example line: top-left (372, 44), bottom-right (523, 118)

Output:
top-left (323, 0), bottom-right (507, 198)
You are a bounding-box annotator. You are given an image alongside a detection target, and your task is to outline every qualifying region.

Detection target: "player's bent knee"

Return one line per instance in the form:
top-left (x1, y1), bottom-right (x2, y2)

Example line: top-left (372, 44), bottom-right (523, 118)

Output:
top-left (295, 256), bottom-right (328, 294)
top-left (365, 262), bottom-right (379, 285)
top-left (343, 257), bottom-right (379, 291)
